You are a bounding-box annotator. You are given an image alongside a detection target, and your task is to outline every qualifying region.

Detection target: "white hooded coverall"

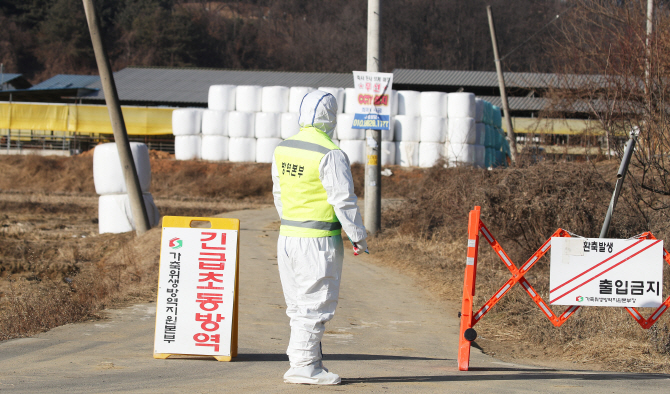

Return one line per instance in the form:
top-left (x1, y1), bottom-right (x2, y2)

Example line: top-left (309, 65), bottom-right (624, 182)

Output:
top-left (271, 91), bottom-right (367, 373)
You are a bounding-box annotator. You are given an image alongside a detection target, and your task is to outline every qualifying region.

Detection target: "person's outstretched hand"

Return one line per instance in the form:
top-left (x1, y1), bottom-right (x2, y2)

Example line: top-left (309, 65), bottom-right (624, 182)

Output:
top-left (352, 239), bottom-right (368, 256)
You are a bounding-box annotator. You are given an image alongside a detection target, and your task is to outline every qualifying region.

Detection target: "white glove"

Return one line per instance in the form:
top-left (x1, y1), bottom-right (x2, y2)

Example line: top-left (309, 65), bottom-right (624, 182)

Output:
top-left (353, 238), bottom-right (368, 256)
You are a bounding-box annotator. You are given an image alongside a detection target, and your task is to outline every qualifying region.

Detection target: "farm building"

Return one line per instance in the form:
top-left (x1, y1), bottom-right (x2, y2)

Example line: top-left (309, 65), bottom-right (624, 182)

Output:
top-left (0, 67), bottom-right (604, 158)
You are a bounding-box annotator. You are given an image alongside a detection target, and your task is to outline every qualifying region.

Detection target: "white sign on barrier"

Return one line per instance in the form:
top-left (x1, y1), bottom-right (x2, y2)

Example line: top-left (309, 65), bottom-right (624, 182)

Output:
top-left (549, 237), bottom-right (663, 308)
top-left (154, 226), bottom-right (238, 357)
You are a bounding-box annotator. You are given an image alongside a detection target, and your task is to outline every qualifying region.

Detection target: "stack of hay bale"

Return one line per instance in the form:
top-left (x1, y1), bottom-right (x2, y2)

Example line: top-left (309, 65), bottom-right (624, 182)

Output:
top-left (445, 92), bottom-right (479, 168)
top-left (93, 142), bottom-right (160, 234)
top-left (202, 84), bottom-right (235, 162)
top-left (173, 85), bottom-right (341, 163)
top-left (171, 84), bottom-right (509, 168)
top-left (479, 100), bottom-right (509, 168)
top-left (172, 85), bottom-right (401, 166)
top-left (394, 90), bottom-right (422, 167)
top-left (172, 108), bottom-right (204, 160)
top-left (418, 91), bottom-right (448, 168)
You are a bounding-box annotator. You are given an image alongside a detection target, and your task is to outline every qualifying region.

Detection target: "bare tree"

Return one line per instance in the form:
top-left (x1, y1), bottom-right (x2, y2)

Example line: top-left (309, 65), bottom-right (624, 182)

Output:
top-left (547, 0), bottom-right (670, 212)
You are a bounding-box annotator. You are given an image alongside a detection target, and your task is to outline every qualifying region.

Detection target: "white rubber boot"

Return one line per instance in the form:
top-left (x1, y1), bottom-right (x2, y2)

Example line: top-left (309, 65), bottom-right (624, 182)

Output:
top-left (283, 364), bottom-right (341, 385)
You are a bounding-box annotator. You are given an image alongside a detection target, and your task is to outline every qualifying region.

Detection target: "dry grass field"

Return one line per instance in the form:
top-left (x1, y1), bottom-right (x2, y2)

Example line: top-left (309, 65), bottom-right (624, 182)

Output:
top-left (372, 161), bottom-right (670, 372)
top-left (0, 152), bottom-right (274, 340)
top-left (1, 152), bottom-right (669, 373)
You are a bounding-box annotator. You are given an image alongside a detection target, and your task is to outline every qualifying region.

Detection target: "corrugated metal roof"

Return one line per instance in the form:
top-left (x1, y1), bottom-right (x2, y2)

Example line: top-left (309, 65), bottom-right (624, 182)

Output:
top-left (30, 74), bottom-right (100, 90)
top-left (478, 96), bottom-right (548, 111)
top-left (80, 67), bottom-right (354, 104)
top-left (394, 69), bottom-right (606, 89)
top-left (478, 95), bottom-right (604, 114)
top-left (0, 73), bottom-right (22, 83)
top-left (73, 67), bottom-right (606, 112)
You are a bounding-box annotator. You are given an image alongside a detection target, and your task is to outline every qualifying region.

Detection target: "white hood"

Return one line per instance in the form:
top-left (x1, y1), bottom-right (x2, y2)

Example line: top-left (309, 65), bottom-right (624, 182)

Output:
top-left (298, 90), bottom-right (338, 138)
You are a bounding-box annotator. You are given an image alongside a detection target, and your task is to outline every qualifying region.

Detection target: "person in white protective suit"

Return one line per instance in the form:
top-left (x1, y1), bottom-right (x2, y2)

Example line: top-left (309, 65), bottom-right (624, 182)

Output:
top-left (271, 90), bottom-right (368, 385)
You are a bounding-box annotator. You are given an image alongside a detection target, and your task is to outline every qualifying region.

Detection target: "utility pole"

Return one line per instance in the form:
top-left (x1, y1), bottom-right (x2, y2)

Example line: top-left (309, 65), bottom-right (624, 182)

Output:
top-left (365, 0), bottom-right (382, 236)
top-left (486, 5), bottom-right (517, 164)
top-left (82, 0), bottom-right (150, 235)
top-left (601, 2), bottom-right (651, 237)
top-left (645, 0), bottom-right (654, 93)
top-left (600, 129), bottom-right (638, 238)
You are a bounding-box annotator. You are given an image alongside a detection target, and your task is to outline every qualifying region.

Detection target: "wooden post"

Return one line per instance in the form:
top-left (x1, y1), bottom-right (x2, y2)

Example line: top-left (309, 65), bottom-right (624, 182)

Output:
top-left (82, 0), bottom-right (150, 235)
top-left (487, 5), bottom-right (518, 164)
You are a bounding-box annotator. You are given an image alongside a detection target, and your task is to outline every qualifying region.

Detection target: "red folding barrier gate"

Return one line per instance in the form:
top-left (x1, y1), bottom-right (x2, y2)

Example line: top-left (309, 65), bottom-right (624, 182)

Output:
top-left (458, 206), bottom-right (670, 371)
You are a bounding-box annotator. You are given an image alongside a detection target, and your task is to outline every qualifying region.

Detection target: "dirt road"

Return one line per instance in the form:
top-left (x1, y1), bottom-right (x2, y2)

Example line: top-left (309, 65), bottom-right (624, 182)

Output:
top-left (0, 207), bottom-right (668, 393)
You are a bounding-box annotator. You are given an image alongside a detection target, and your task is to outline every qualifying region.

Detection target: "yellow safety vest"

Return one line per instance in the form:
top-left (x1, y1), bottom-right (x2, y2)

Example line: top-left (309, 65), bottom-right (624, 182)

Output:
top-left (274, 127), bottom-right (341, 237)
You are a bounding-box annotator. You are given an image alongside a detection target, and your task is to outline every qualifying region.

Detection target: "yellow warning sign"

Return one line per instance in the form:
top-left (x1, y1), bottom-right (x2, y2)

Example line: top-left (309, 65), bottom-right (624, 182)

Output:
top-left (367, 154), bottom-right (378, 166)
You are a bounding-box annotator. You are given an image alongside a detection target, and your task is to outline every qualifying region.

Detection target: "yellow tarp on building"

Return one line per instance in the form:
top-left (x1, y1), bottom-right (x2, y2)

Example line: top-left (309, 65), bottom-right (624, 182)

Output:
top-left (0, 102), bottom-right (174, 135)
top-left (510, 118), bottom-right (604, 135)
top-left (0, 102), bottom-right (69, 131)
top-left (69, 105), bottom-right (174, 135)
top-left (0, 102), bottom-right (612, 137)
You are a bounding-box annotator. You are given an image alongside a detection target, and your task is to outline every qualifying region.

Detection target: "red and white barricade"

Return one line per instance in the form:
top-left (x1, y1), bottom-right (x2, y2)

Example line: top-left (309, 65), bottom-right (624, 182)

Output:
top-left (458, 206), bottom-right (670, 371)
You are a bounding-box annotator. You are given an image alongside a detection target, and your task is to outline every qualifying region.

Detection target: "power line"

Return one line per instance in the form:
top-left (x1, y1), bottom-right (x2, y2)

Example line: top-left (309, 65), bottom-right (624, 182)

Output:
top-left (499, 4), bottom-right (576, 62)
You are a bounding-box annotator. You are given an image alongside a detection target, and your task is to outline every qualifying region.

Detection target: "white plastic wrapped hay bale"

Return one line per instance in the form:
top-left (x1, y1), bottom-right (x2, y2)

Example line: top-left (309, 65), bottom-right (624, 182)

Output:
top-left (98, 193), bottom-right (160, 234)
top-left (391, 90), bottom-right (399, 116)
top-left (208, 85), bottom-right (236, 111)
top-left (261, 86), bottom-right (289, 113)
top-left (93, 142), bottom-right (151, 195)
top-left (229, 137), bottom-right (256, 162)
top-left (337, 113), bottom-right (365, 140)
top-left (172, 108), bottom-right (203, 135)
top-left (332, 139), bottom-right (340, 147)
top-left (381, 141), bottom-right (396, 166)
top-left (344, 88), bottom-right (358, 114)
top-left (394, 115), bottom-right (421, 142)
top-left (448, 117), bottom-right (476, 145)
top-left (396, 90), bottom-right (421, 116)
top-left (419, 142), bottom-right (444, 168)
top-left (289, 86), bottom-right (315, 113)
top-left (255, 112), bottom-right (281, 138)
top-left (175, 135), bottom-right (201, 161)
top-left (227, 111), bottom-right (255, 138)
top-left (235, 85), bottom-right (263, 112)
top-left (381, 118), bottom-right (394, 141)
top-left (396, 141), bottom-right (419, 167)
top-left (446, 143), bottom-right (476, 166)
top-left (339, 140), bottom-right (366, 164)
top-left (202, 110), bottom-right (228, 136)
top-left (474, 144), bottom-right (486, 168)
top-left (420, 92), bottom-right (447, 118)
top-left (280, 112), bottom-right (300, 139)
top-left (201, 135), bottom-right (230, 161)
top-left (419, 116), bottom-right (446, 143)
top-left (448, 92), bottom-right (476, 119)
top-left (475, 98), bottom-right (485, 123)
top-left (318, 87), bottom-right (345, 114)
top-left (256, 138), bottom-right (282, 163)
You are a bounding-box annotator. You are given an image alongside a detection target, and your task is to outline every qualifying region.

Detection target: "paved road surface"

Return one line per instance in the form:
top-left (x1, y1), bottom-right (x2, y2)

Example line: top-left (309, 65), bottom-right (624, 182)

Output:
top-left (1, 207), bottom-right (668, 393)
